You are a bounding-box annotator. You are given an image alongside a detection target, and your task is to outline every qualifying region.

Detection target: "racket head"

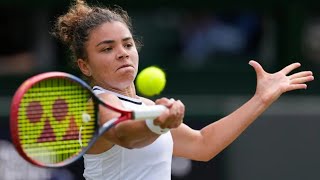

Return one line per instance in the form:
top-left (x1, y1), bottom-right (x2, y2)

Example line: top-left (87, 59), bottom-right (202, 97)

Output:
top-left (10, 72), bottom-right (99, 167)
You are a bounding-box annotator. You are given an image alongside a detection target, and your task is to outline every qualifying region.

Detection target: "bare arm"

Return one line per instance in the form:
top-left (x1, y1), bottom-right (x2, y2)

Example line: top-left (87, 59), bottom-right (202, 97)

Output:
top-left (172, 95), bottom-right (268, 161)
top-left (87, 93), bottom-right (159, 153)
top-left (172, 60), bottom-right (314, 161)
top-left (88, 93), bottom-right (182, 154)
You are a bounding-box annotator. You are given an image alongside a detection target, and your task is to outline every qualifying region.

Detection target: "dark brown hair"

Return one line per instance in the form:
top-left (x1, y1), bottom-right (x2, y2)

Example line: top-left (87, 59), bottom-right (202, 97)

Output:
top-left (53, 0), bottom-right (140, 65)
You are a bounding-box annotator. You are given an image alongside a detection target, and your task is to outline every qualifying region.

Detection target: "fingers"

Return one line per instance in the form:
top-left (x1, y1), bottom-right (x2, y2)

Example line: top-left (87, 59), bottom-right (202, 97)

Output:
top-left (289, 71), bottom-right (313, 80)
top-left (290, 76), bottom-right (314, 84)
top-left (154, 98), bottom-right (174, 126)
top-left (286, 68), bottom-right (314, 91)
top-left (250, 61), bottom-right (304, 77)
top-left (154, 99), bottom-right (184, 128)
top-left (163, 100), bottom-right (184, 129)
top-left (153, 98), bottom-right (185, 129)
top-left (153, 109), bottom-right (170, 126)
top-left (286, 84), bottom-right (308, 91)
top-left (249, 60), bottom-right (265, 78)
top-left (170, 100), bottom-right (185, 126)
top-left (155, 98), bottom-right (174, 108)
top-left (288, 70), bottom-right (314, 86)
top-left (280, 62), bottom-right (301, 75)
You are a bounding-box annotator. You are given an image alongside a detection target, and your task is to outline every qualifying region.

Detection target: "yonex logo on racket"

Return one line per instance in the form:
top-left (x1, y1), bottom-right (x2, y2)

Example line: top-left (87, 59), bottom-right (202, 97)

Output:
top-left (25, 98), bottom-right (79, 143)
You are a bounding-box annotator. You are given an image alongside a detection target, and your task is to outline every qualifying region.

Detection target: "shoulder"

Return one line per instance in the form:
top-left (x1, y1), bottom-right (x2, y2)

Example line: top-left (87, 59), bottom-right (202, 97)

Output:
top-left (97, 92), bottom-right (118, 101)
top-left (96, 92), bottom-right (124, 107)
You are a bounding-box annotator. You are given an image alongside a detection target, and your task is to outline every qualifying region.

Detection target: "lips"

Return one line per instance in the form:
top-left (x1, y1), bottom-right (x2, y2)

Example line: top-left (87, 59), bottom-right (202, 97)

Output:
top-left (117, 64), bottom-right (133, 70)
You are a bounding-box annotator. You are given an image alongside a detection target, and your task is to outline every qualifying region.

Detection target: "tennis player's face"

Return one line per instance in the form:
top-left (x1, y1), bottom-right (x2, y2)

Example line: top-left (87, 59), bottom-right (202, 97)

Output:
top-left (84, 21), bottom-right (139, 90)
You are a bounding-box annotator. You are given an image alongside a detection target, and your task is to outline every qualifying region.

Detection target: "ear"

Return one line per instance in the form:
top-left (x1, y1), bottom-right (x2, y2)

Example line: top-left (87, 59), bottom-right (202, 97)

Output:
top-left (77, 59), bottom-right (92, 76)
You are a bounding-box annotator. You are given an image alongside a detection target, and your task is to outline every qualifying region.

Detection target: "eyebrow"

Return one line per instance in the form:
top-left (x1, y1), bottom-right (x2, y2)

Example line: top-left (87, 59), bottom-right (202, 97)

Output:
top-left (96, 37), bottom-right (133, 47)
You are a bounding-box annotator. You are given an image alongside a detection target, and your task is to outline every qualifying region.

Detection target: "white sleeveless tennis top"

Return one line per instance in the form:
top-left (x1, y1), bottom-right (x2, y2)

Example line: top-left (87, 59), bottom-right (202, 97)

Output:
top-left (83, 86), bottom-right (173, 180)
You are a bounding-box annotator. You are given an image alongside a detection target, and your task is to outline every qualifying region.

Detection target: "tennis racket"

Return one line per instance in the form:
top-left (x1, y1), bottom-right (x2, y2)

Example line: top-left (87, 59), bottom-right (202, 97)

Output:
top-left (10, 72), bottom-right (167, 168)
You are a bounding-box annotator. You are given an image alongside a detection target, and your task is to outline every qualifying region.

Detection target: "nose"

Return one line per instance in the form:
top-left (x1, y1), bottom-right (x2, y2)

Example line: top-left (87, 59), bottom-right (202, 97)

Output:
top-left (116, 47), bottom-right (129, 60)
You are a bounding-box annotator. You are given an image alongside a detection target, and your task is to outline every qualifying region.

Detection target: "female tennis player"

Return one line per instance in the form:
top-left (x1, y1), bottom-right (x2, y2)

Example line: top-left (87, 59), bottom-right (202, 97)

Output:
top-left (53, 0), bottom-right (314, 179)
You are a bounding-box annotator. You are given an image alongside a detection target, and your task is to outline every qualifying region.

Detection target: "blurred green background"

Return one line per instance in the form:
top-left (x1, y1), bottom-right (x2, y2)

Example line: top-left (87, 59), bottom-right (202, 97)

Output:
top-left (0, 0), bottom-right (319, 180)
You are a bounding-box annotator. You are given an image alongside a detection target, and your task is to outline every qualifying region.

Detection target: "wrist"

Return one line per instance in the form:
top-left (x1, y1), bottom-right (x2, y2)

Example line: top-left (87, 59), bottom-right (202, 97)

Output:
top-left (145, 119), bottom-right (169, 135)
top-left (253, 92), bottom-right (277, 107)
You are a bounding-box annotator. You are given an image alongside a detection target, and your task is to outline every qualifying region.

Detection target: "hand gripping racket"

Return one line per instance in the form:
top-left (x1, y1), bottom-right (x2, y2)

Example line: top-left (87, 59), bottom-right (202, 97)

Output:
top-left (10, 72), bottom-right (166, 168)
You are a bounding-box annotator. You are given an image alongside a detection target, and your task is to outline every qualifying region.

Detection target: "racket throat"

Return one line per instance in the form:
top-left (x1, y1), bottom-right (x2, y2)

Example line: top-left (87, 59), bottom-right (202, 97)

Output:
top-left (98, 114), bottom-right (131, 135)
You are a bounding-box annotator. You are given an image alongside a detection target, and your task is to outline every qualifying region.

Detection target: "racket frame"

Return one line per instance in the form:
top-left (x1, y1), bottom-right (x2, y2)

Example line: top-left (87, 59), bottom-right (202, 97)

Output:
top-left (11, 72), bottom-right (102, 167)
top-left (10, 71), bottom-right (165, 167)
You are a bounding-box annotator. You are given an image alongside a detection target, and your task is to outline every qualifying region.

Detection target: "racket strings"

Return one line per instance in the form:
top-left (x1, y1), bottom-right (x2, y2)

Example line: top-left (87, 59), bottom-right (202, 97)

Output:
top-left (17, 78), bottom-right (96, 164)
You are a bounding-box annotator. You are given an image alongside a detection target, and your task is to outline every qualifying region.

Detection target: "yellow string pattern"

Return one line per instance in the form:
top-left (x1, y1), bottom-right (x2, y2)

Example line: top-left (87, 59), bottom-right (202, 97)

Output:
top-left (17, 78), bottom-right (96, 165)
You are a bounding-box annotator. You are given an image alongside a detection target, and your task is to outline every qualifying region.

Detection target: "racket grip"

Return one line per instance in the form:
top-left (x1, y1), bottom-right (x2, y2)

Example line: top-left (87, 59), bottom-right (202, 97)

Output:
top-left (133, 105), bottom-right (167, 120)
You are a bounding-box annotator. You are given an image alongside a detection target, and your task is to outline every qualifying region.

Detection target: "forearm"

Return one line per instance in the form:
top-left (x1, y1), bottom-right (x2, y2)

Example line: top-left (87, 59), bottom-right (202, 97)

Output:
top-left (200, 94), bottom-right (272, 160)
top-left (97, 93), bottom-right (161, 149)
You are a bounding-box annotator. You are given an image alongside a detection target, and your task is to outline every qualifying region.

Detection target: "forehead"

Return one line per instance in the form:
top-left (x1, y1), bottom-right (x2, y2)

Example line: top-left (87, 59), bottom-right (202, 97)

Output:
top-left (88, 21), bottom-right (132, 44)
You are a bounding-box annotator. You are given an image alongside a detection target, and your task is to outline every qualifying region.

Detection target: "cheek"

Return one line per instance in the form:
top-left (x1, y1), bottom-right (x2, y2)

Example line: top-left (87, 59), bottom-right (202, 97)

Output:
top-left (89, 53), bottom-right (113, 70)
top-left (91, 60), bottom-right (107, 72)
top-left (88, 57), bottom-right (114, 80)
top-left (132, 50), bottom-right (139, 67)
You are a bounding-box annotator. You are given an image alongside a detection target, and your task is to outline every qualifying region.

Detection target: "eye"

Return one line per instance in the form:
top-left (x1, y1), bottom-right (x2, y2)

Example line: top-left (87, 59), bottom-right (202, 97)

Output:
top-left (102, 47), bottom-right (112, 52)
top-left (124, 43), bottom-right (133, 49)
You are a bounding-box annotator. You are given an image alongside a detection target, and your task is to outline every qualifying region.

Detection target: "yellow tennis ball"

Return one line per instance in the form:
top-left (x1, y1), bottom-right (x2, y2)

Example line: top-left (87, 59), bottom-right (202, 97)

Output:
top-left (136, 66), bottom-right (166, 97)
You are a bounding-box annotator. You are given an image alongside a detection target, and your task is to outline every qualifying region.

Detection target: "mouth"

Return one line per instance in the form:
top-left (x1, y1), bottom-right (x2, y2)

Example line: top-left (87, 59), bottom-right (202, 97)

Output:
top-left (117, 64), bottom-right (134, 71)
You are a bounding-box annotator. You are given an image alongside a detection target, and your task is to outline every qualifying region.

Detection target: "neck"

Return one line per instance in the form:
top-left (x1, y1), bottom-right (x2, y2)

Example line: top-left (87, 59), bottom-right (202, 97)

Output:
top-left (111, 84), bottom-right (137, 98)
